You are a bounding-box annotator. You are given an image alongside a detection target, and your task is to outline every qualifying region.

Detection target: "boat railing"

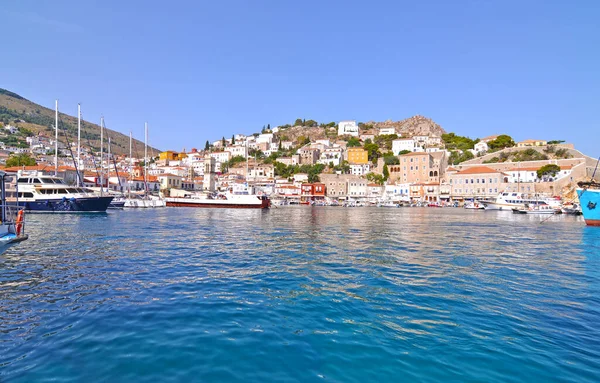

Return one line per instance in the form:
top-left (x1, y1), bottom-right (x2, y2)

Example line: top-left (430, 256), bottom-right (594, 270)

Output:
top-left (0, 204), bottom-right (26, 233)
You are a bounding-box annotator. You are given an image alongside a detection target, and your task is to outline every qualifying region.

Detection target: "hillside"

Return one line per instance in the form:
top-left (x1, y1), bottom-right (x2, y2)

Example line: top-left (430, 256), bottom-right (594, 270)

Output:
top-left (0, 88), bottom-right (160, 156)
top-left (276, 115), bottom-right (446, 144)
top-left (366, 115), bottom-right (446, 137)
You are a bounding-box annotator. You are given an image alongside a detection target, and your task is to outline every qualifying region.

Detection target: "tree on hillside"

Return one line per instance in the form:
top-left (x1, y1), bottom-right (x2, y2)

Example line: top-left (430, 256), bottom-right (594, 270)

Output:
top-left (383, 164), bottom-right (390, 181)
top-left (398, 149), bottom-right (412, 155)
top-left (6, 153), bottom-right (36, 167)
top-left (488, 135), bottom-right (515, 150)
top-left (205, 140), bottom-right (210, 151)
top-left (222, 136), bottom-right (226, 147)
top-left (442, 133), bottom-right (477, 151)
top-left (347, 137), bottom-right (361, 147)
top-left (383, 155), bottom-right (400, 165)
top-left (294, 118), bottom-right (303, 126)
top-left (304, 119), bottom-right (318, 127)
top-left (537, 164), bottom-right (561, 180)
top-left (231, 135), bottom-right (235, 145)
top-left (267, 124), bottom-right (271, 131)
top-left (366, 172), bottom-right (385, 185)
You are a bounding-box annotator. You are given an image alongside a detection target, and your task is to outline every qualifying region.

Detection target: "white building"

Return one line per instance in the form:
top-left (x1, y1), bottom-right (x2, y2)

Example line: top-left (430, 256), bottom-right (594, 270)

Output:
top-left (338, 120), bottom-right (359, 136)
top-left (225, 144), bottom-right (248, 158)
top-left (347, 178), bottom-right (368, 200)
top-left (474, 141), bottom-right (489, 154)
top-left (256, 133), bottom-right (274, 145)
top-left (392, 138), bottom-right (417, 155)
top-left (317, 148), bottom-right (343, 167)
top-left (209, 151), bottom-right (232, 172)
top-left (379, 127), bottom-right (396, 135)
top-left (350, 163), bottom-right (371, 176)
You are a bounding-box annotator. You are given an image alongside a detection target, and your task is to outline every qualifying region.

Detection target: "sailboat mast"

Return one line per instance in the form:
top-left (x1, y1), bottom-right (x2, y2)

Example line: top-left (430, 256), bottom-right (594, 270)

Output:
top-left (55, 99), bottom-right (58, 176)
top-left (77, 103), bottom-right (81, 185)
top-left (100, 117), bottom-right (104, 196)
top-left (144, 122), bottom-right (148, 195)
top-left (129, 131), bottom-right (132, 198)
top-left (108, 137), bottom-right (111, 191)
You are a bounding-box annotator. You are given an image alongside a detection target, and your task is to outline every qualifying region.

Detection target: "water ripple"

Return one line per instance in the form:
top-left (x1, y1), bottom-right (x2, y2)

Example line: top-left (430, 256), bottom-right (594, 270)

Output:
top-left (0, 208), bottom-right (599, 382)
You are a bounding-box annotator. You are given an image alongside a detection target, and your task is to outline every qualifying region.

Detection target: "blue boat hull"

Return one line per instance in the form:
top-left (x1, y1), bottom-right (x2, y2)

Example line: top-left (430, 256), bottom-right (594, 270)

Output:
top-left (18, 196), bottom-right (114, 213)
top-left (577, 188), bottom-right (600, 226)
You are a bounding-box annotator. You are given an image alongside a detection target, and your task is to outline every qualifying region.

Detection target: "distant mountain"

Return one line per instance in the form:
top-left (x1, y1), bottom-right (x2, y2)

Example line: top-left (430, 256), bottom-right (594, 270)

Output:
top-left (0, 88), bottom-right (160, 156)
top-left (366, 115), bottom-right (446, 137)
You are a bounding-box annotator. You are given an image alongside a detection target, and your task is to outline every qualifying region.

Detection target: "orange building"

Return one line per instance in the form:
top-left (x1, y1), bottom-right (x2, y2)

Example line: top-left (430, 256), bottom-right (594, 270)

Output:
top-left (347, 148), bottom-right (369, 164)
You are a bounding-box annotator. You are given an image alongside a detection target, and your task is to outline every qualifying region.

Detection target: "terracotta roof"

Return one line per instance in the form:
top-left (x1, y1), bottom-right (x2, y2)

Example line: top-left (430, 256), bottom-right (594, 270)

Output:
top-left (456, 166), bottom-right (504, 175)
top-left (158, 173), bottom-right (182, 178)
top-left (400, 152), bottom-right (429, 156)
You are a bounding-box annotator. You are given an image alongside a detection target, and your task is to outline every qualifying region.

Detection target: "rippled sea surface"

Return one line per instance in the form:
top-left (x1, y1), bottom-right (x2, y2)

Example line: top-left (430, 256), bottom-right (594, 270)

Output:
top-left (1, 207), bottom-right (599, 382)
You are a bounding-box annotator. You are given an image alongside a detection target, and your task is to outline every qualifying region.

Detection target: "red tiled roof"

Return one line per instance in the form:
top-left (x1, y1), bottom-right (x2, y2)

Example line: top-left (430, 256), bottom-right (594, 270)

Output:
top-left (456, 166), bottom-right (503, 175)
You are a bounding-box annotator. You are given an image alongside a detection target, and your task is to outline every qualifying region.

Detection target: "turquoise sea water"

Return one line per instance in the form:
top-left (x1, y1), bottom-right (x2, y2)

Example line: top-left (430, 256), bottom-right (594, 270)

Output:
top-left (1, 207), bottom-right (599, 382)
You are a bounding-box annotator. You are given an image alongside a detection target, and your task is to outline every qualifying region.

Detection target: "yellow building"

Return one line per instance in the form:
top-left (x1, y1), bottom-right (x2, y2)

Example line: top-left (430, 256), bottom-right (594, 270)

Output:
top-left (347, 147), bottom-right (369, 164)
top-left (159, 151), bottom-right (179, 161)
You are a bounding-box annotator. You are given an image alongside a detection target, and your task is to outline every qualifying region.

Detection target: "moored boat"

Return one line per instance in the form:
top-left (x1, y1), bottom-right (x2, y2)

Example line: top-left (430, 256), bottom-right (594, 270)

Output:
top-left (464, 201), bottom-right (485, 210)
top-left (14, 172), bottom-right (113, 213)
top-left (165, 192), bottom-right (270, 209)
top-left (577, 181), bottom-right (600, 226)
top-left (511, 204), bottom-right (558, 215)
top-left (484, 191), bottom-right (560, 211)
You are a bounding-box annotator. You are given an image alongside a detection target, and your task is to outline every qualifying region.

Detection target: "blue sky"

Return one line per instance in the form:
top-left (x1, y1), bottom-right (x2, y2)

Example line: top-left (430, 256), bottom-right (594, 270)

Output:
top-left (1, 1), bottom-right (599, 157)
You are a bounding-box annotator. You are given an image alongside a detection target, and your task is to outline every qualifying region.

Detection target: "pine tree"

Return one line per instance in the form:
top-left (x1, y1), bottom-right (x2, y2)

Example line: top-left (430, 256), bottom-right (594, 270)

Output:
top-left (267, 124), bottom-right (271, 131)
top-left (231, 134), bottom-right (235, 144)
top-left (383, 164), bottom-right (390, 181)
top-left (222, 136), bottom-right (226, 147)
top-left (204, 140), bottom-right (209, 151)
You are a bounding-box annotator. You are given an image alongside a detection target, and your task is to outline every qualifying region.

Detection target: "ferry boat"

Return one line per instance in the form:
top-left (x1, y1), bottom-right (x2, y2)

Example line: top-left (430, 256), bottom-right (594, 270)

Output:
top-left (165, 192), bottom-right (270, 209)
top-left (14, 172), bottom-right (113, 213)
top-left (577, 181), bottom-right (600, 226)
top-left (483, 192), bottom-right (561, 211)
top-left (0, 171), bottom-right (28, 254)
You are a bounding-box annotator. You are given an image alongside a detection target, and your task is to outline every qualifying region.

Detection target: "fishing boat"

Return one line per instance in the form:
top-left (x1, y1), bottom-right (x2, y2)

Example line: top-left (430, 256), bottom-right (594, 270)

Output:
top-left (0, 171), bottom-right (28, 254)
top-left (561, 202), bottom-right (583, 215)
top-left (577, 181), bottom-right (600, 226)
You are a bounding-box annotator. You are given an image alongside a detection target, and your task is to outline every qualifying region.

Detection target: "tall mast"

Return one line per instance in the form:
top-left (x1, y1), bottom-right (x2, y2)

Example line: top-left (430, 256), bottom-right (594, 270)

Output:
top-left (55, 99), bottom-right (58, 176)
top-left (100, 116), bottom-right (104, 196)
top-left (129, 131), bottom-right (132, 197)
top-left (246, 139), bottom-right (249, 186)
top-left (108, 137), bottom-right (111, 191)
top-left (77, 103), bottom-right (81, 185)
top-left (144, 122), bottom-right (148, 195)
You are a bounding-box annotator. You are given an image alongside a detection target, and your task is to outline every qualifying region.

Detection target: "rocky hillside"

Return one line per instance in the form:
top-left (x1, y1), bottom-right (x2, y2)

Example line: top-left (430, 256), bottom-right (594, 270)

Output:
top-left (366, 115), bottom-right (446, 137)
top-left (0, 88), bottom-right (159, 156)
top-left (276, 115), bottom-right (446, 145)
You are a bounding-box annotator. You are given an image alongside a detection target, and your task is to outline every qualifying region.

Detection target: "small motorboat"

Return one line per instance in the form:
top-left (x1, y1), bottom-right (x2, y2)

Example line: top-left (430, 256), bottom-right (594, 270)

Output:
top-left (464, 201), bottom-right (485, 210)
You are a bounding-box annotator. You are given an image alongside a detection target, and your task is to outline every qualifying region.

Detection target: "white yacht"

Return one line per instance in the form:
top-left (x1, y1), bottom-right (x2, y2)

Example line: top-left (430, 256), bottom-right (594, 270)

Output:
top-left (483, 192), bottom-right (561, 211)
top-left (14, 172), bottom-right (113, 213)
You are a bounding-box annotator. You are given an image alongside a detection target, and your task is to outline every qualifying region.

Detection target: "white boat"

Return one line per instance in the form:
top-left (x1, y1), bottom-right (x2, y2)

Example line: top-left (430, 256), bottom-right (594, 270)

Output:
top-left (165, 192), bottom-right (270, 209)
top-left (14, 172), bottom-right (113, 213)
top-left (512, 204), bottom-right (559, 215)
top-left (0, 171), bottom-right (28, 254)
top-left (124, 195), bottom-right (166, 208)
top-left (464, 201), bottom-right (485, 210)
top-left (377, 201), bottom-right (400, 208)
top-left (484, 192), bottom-right (560, 211)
